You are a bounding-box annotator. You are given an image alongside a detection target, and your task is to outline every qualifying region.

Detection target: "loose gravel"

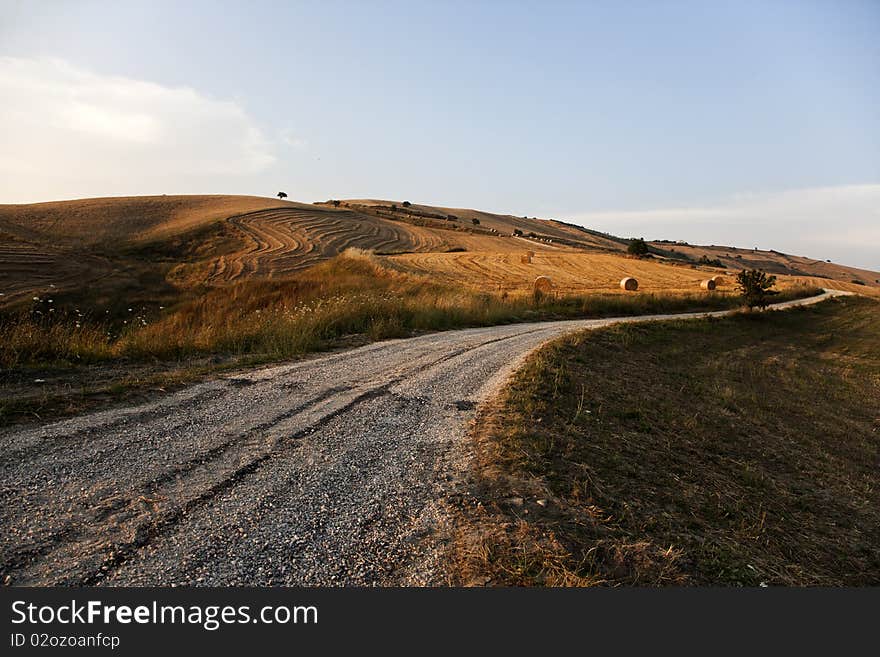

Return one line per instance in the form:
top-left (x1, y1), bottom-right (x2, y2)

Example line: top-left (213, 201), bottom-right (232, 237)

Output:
top-left (0, 291), bottom-right (842, 586)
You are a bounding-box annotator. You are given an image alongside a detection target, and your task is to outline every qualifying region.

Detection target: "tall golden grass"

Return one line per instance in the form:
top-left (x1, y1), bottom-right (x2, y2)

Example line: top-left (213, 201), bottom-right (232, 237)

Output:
top-left (0, 250), bottom-right (823, 368)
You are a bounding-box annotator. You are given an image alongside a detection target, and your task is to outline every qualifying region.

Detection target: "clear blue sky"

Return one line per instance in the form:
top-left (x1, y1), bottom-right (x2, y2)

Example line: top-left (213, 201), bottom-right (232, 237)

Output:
top-left (1, 0), bottom-right (878, 268)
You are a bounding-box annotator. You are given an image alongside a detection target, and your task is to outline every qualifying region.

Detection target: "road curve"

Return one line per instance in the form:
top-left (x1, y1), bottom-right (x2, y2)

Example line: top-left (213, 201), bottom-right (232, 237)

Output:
top-left (0, 290), bottom-right (847, 586)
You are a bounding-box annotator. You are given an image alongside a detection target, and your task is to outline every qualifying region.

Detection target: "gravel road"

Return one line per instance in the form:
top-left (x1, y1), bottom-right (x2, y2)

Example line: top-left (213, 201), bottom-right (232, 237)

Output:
top-left (0, 290), bottom-right (844, 586)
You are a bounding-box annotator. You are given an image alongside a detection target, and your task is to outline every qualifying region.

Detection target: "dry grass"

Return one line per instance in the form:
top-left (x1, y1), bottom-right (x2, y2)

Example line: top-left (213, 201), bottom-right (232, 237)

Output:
top-left (3, 194), bottom-right (876, 311)
top-left (0, 194), bottom-right (622, 307)
top-left (5, 251), bottom-right (816, 369)
top-left (451, 295), bottom-right (880, 586)
top-left (0, 194), bottom-right (287, 246)
top-left (388, 250), bottom-right (874, 296)
top-left (656, 241), bottom-right (880, 293)
top-left (0, 251), bottom-right (822, 426)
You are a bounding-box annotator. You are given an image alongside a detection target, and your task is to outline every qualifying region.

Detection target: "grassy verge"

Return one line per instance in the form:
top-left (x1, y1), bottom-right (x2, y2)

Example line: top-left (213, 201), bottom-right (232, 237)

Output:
top-left (0, 251), bottom-right (822, 368)
top-left (451, 295), bottom-right (880, 586)
top-left (0, 251), bottom-right (822, 426)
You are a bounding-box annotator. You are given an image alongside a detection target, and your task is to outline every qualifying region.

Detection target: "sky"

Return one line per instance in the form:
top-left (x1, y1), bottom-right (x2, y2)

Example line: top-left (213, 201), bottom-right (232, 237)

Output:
top-left (1, 0), bottom-right (878, 269)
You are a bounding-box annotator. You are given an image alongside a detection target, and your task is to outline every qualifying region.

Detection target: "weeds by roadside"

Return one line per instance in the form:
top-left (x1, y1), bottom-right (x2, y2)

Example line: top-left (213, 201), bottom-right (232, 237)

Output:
top-left (0, 252), bottom-right (823, 427)
top-left (450, 296), bottom-right (880, 586)
top-left (0, 251), bottom-right (823, 369)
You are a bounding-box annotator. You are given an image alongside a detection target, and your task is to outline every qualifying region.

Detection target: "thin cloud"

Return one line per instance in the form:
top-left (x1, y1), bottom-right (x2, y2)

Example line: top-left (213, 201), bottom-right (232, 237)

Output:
top-left (566, 184), bottom-right (880, 270)
top-left (0, 57), bottom-right (276, 202)
top-left (280, 128), bottom-right (308, 150)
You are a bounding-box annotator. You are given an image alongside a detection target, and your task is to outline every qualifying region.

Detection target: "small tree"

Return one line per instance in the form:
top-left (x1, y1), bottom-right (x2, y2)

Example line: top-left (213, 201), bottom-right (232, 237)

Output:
top-left (277, 191), bottom-right (288, 200)
top-left (513, 228), bottom-right (523, 236)
top-left (736, 269), bottom-right (778, 309)
top-left (471, 218), bottom-right (480, 226)
top-left (627, 237), bottom-right (649, 256)
top-left (402, 201), bottom-right (411, 208)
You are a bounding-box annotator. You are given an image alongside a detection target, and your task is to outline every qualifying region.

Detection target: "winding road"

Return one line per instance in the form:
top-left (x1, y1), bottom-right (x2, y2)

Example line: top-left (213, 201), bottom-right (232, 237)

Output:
top-left (0, 290), bottom-right (845, 586)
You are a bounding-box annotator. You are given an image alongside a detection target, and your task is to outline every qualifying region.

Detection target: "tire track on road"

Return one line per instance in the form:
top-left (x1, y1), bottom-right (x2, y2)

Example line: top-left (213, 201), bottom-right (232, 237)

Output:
top-left (0, 291), bottom-right (846, 585)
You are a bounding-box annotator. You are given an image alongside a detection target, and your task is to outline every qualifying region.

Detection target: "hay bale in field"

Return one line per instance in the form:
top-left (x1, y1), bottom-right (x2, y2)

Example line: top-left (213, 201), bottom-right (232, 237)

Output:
top-left (712, 275), bottom-right (725, 285)
top-left (620, 277), bottom-right (638, 291)
top-left (534, 276), bottom-right (553, 294)
top-left (527, 250), bottom-right (535, 257)
top-left (521, 253), bottom-right (532, 264)
top-left (701, 278), bottom-right (717, 290)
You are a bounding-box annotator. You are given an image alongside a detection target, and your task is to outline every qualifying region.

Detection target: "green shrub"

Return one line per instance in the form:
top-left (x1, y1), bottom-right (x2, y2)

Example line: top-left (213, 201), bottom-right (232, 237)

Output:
top-left (627, 238), bottom-right (649, 256)
top-left (736, 269), bottom-right (778, 309)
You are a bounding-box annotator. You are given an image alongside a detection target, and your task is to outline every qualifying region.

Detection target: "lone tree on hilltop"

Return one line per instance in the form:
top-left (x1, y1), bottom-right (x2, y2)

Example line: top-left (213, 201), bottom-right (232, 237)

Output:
top-left (402, 200), bottom-right (411, 208)
top-left (472, 218), bottom-right (480, 226)
top-left (277, 191), bottom-right (288, 200)
top-left (627, 237), bottom-right (649, 256)
top-left (736, 268), bottom-right (778, 309)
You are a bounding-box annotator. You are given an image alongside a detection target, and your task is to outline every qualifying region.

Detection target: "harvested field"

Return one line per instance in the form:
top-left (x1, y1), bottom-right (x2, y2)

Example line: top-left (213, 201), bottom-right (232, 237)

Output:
top-left (0, 195), bottom-right (285, 246)
top-left (0, 195), bottom-right (609, 305)
top-left (652, 240), bottom-right (880, 290)
top-left (390, 251), bottom-right (745, 294)
top-left (0, 233), bottom-right (114, 306)
top-left (340, 199), bottom-right (626, 250)
top-left (208, 206), bottom-right (440, 282)
top-left (390, 251), bottom-right (880, 296)
top-left (1, 195), bottom-right (877, 311)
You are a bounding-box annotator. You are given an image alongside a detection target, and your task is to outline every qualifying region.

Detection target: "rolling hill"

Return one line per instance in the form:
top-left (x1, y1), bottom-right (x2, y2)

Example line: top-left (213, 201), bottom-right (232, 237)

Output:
top-left (1, 194), bottom-right (877, 309)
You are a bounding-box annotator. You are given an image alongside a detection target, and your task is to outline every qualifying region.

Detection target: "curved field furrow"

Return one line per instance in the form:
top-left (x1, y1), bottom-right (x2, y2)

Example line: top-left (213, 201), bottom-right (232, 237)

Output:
top-left (209, 205), bottom-right (603, 287)
top-left (0, 240), bottom-right (114, 305)
top-left (209, 207), bottom-right (461, 284)
top-left (3, 195), bottom-right (876, 304)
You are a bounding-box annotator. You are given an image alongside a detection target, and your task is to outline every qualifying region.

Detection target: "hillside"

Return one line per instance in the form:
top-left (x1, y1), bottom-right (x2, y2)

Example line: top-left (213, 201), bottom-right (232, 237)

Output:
top-left (0, 195), bottom-right (288, 246)
top-left (335, 199), bottom-right (627, 251)
top-left (0, 195), bottom-right (288, 306)
top-left (1, 194), bottom-right (877, 309)
top-left (651, 240), bottom-right (880, 289)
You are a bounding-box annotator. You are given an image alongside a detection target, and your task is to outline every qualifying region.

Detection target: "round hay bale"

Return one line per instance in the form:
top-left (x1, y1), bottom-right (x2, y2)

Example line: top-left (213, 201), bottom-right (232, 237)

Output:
top-left (527, 250), bottom-right (535, 257)
top-left (701, 279), bottom-right (717, 291)
top-left (520, 253), bottom-right (532, 264)
top-left (534, 276), bottom-right (553, 294)
top-left (711, 275), bottom-right (725, 285)
top-left (620, 277), bottom-right (638, 291)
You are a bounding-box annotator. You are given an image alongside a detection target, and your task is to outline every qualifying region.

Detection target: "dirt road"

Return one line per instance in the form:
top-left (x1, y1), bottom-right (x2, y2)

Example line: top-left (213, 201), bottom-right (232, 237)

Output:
top-left (0, 291), bottom-right (845, 586)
